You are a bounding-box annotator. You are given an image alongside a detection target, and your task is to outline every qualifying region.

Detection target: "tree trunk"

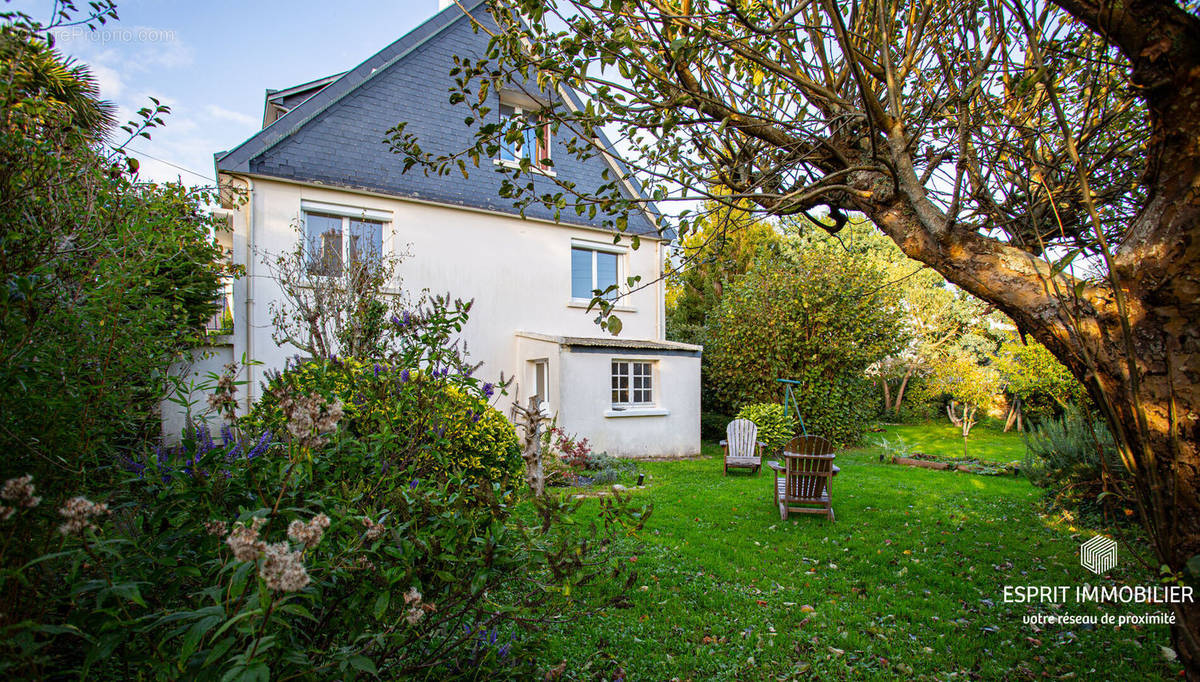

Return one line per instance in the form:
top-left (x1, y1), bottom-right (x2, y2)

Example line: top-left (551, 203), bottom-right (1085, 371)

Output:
top-left (881, 376), bottom-right (892, 412)
top-left (893, 366), bottom-right (915, 415)
top-left (1086, 316), bottom-right (1200, 676)
top-left (1003, 398), bottom-right (1022, 433)
top-left (946, 401), bottom-right (962, 427)
top-left (515, 397), bottom-right (547, 497)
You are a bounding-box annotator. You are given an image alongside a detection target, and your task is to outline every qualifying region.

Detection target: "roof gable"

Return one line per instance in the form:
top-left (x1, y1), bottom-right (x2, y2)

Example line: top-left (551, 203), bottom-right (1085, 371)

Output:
top-left (216, 1), bottom-right (659, 237)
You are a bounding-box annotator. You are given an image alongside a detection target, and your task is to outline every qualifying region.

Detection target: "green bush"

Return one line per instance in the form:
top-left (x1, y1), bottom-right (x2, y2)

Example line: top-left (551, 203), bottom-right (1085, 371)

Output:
top-left (735, 403), bottom-right (794, 455)
top-left (249, 358), bottom-right (521, 490)
top-left (1023, 406), bottom-right (1129, 511)
top-left (0, 25), bottom-right (230, 487)
top-left (704, 251), bottom-right (905, 446)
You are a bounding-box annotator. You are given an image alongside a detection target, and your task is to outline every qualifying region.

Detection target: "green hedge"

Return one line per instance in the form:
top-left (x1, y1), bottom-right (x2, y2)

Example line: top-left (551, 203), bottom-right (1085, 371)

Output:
top-left (705, 252), bottom-right (904, 446)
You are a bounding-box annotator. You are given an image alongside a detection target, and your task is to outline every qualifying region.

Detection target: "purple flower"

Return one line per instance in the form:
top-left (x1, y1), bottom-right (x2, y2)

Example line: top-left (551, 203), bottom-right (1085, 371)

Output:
top-left (410, 478), bottom-right (420, 489)
top-left (220, 425), bottom-right (235, 446)
top-left (373, 363), bottom-right (384, 377)
top-left (482, 382), bottom-right (494, 398)
top-left (400, 369), bottom-right (410, 383)
top-left (390, 314), bottom-right (402, 326)
top-left (247, 430), bottom-right (272, 459)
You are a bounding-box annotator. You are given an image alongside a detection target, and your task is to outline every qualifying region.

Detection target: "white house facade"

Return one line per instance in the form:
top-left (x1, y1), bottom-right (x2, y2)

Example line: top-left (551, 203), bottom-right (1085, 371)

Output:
top-left (167, 0), bottom-right (701, 458)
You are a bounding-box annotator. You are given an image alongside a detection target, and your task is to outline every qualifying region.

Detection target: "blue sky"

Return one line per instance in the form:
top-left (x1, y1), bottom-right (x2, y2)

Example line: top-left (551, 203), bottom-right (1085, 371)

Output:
top-left (10, 0), bottom-right (456, 184)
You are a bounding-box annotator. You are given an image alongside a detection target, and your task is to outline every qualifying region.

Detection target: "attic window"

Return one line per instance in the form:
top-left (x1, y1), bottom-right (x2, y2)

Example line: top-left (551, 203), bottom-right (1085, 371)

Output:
top-left (498, 104), bottom-right (552, 172)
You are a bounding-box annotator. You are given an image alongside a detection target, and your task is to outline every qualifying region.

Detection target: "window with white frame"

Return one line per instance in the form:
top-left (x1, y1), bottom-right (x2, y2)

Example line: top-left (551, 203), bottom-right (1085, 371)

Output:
top-left (572, 246), bottom-right (619, 301)
top-left (611, 360), bottom-right (654, 408)
top-left (303, 211), bottom-right (384, 277)
top-left (498, 104), bottom-right (552, 171)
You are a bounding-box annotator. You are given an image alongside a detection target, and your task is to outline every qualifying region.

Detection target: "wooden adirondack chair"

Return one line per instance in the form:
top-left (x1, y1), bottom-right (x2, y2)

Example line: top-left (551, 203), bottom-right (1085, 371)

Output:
top-left (768, 436), bottom-right (840, 521)
top-left (721, 418), bottom-right (764, 475)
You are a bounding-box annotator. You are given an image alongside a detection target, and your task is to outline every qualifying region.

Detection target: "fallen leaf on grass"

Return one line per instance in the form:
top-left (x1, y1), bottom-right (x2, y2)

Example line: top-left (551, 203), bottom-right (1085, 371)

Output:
top-left (544, 660), bottom-right (566, 681)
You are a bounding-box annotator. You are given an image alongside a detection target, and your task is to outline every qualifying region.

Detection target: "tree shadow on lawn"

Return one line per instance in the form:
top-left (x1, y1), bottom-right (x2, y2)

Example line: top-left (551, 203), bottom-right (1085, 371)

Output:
top-left (538, 442), bottom-right (1176, 680)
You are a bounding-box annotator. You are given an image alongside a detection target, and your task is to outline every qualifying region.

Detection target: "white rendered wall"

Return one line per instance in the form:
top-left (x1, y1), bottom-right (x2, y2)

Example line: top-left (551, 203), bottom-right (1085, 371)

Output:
top-left (161, 341), bottom-right (234, 440)
top-left (557, 350), bottom-right (701, 458)
top-left (222, 175), bottom-right (665, 408)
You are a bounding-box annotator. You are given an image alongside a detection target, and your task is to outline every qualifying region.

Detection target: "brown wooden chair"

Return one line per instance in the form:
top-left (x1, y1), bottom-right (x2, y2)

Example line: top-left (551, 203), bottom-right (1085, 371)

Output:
top-left (721, 418), bottom-right (764, 475)
top-left (767, 436), bottom-right (840, 521)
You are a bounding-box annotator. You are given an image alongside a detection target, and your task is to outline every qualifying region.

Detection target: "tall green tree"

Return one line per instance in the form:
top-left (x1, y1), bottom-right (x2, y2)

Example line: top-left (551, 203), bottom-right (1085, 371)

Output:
top-left (704, 248), bottom-right (905, 444)
top-left (665, 199), bottom-right (780, 346)
top-left (996, 333), bottom-right (1088, 429)
top-left (784, 217), bottom-right (990, 416)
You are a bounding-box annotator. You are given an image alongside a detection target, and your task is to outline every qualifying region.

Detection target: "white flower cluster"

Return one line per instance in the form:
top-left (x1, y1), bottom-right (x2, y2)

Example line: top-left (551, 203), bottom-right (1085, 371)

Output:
top-left (225, 516), bottom-right (267, 561)
top-left (361, 516), bottom-right (385, 541)
top-left (287, 513), bottom-right (331, 549)
top-left (57, 496), bottom-right (109, 536)
top-left (1, 474), bottom-right (41, 521)
top-left (207, 362), bottom-right (240, 420)
top-left (403, 586), bottom-right (435, 625)
top-left (260, 542), bottom-right (310, 592)
top-left (277, 390), bottom-right (343, 448)
top-left (224, 513), bottom-right (332, 592)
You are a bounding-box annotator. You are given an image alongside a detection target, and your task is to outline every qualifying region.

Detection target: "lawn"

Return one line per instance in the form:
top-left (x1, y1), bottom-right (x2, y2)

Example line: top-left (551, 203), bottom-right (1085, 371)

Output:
top-left (877, 418), bottom-right (1029, 463)
top-left (537, 432), bottom-right (1176, 680)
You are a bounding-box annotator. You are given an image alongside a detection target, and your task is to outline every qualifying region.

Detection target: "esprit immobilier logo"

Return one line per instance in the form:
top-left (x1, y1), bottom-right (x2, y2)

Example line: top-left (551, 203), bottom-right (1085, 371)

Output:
top-left (1080, 535), bottom-right (1118, 575)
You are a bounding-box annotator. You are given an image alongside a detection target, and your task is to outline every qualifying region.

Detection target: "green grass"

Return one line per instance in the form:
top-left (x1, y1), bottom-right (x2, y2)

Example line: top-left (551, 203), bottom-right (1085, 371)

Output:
top-left (536, 438), bottom-right (1176, 680)
top-left (876, 419), bottom-right (1029, 463)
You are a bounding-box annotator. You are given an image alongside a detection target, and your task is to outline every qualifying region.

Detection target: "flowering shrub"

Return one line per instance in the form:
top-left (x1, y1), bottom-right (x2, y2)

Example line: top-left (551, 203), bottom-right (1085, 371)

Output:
top-left (121, 423), bottom-right (275, 483)
top-left (249, 360), bottom-right (521, 490)
top-left (0, 412), bottom-right (650, 679)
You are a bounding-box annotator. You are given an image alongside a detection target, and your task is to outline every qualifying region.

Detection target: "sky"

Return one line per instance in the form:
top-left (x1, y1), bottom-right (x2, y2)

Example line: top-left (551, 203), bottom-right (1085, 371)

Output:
top-left (9, 0), bottom-right (456, 185)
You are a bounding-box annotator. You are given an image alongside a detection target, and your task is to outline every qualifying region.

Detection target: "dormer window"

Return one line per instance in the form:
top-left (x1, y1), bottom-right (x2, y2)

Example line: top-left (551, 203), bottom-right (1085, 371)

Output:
top-left (498, 104), bottom-right (552, 172)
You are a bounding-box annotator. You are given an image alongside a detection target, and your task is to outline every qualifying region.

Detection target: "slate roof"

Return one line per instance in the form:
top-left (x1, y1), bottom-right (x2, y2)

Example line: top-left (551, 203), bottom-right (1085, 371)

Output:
top-left (216, 0), bottom-right (662, 237)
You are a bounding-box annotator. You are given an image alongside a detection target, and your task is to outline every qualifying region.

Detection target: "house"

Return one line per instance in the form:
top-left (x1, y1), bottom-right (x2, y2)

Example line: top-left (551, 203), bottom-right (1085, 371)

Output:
top-left (171, 0), bottom-right (701, 458)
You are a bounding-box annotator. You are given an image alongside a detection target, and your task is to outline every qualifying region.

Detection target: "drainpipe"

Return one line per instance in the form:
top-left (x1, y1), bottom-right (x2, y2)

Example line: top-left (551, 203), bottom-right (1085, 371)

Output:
top-left (657, 239), bottom-right (665, 341)
top-left (237, 174), bottom-right (257, 413)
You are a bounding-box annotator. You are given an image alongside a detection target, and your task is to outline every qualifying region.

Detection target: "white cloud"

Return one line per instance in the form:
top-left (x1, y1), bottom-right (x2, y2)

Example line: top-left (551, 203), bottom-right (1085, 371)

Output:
top-left (44, 29), bottom-right (243, 187)
top-left (204, 104), bottom-right (259, 129)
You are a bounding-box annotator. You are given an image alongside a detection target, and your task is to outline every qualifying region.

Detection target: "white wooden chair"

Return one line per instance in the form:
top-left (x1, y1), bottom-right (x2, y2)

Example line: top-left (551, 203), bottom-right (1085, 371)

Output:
top-left (721, 418), bottom-right (764, 475)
